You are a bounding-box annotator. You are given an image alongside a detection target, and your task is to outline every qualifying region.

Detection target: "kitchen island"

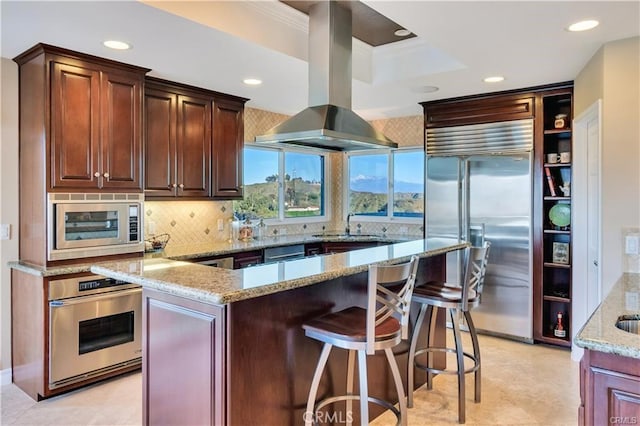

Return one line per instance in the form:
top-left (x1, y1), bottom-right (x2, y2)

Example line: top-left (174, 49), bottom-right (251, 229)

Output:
top-left (92, 238), bottom-right (466, 425)
top-left (575, 273), bottom-right (640, 425)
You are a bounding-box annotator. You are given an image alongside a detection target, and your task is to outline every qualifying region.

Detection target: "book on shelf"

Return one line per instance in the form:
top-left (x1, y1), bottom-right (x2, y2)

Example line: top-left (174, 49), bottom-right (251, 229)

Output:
top-left (544, 167), bottom-right (557, 196)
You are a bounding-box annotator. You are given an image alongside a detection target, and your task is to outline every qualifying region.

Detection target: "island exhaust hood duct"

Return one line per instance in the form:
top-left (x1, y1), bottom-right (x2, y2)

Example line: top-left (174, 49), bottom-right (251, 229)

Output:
top-left (254, 1), bottom-right (397, 151)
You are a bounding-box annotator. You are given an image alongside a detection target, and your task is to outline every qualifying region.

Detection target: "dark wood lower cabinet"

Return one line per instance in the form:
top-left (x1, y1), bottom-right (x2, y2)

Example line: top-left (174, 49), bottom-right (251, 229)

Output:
top-left (580, 349), bottom-right (640, 425)
top-left (141, 254), bottom-right (447, 425)
top-left (143, 289), bottom-right (226, 426)
top-left (232, 250), bottom-right (263, 269)
top-left (322, 241), bottom-right (383, 254)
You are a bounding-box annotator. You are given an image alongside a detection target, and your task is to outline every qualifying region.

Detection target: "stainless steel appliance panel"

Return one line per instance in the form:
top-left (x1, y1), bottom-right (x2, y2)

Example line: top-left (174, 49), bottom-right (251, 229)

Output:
top-left (467, 154), bottom-right (532, 340)
top-left (425, 153), bottom-right (533, 341)
top-left (49, 287), bottom-right (142, 386)
top-left (426, 156), bottom-right (464, 284)
top-left (47, 193), bottom-right (144, 261)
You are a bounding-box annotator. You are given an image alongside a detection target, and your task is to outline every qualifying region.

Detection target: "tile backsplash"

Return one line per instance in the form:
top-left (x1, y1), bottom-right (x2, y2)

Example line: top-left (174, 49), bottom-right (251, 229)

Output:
top-left (144, 201), bottom-right (233, 246)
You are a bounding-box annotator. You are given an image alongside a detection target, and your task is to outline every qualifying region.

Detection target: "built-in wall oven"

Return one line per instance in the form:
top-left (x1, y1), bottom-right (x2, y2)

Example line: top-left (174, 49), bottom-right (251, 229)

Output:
top-left (48, 274), bottom-right (142, 389)
top-left (47, 193), bottom-right (144, 261)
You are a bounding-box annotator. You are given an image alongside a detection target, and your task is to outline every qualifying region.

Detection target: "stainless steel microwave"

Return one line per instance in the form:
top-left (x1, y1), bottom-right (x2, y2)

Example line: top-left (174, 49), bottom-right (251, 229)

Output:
top-left (47, 193), bottom-right (144, 261)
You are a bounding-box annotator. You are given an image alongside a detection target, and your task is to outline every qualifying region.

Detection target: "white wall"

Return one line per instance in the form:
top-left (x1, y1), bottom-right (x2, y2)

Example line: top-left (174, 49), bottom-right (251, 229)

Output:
top-left (1, 57), bottom-right (19, 375)
top-left (575, 36), bottom-right (640, 298)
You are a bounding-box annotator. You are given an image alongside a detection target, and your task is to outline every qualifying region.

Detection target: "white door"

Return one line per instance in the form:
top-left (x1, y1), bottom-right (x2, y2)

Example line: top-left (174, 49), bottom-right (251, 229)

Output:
top-left (571, 100), bottom-right (602, 359)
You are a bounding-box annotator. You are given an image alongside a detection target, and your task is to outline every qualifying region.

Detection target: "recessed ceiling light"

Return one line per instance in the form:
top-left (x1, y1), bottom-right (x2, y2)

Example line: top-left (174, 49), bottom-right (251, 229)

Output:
top-left (243, 78), bottom-right (262, 86)
top-left (103, 40), bottom-right (131, 50)
top-left (484, 76), bottom-right (505, 83)
top-left (394, 29), bottom-right (411, 37)
top-left (567, 20), bottom-right (599, 32)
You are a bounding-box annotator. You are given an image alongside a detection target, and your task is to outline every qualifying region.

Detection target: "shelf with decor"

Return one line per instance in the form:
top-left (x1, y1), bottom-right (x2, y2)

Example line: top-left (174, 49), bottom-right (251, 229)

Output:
top-left (535, 87), bottom-right (573, 347)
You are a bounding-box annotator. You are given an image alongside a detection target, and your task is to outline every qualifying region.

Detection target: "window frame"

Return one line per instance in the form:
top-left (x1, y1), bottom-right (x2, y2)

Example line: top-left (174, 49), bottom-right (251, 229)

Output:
top-left (344, 147), bottom-right (424, 224)
top-left (238, 143), bottom-right (331, 225)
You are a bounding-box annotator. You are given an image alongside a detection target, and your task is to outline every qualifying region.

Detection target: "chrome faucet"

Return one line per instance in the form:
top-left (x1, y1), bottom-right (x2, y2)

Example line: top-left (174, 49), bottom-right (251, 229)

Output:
top-left (345, 212), bottom-right (353, 235)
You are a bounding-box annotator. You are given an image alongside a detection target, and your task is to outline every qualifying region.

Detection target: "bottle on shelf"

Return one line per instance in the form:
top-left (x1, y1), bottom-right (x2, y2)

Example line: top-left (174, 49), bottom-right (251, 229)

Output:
top-left (553, 311), bottom-right (567, 338)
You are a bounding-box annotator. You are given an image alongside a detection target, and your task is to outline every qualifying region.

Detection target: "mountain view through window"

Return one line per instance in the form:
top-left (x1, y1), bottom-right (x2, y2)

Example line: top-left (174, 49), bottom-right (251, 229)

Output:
top-left (233, 148), bottom-right (325, 220)
top-left (348, 150), bottom-right (424, 218)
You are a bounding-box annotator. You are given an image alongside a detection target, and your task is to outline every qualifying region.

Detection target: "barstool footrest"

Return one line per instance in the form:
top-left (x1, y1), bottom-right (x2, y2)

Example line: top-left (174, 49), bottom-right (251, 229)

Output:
top-left (413, 347), bottom-right (480, 375)
top-left (312, 394), bottom-right (401, 426)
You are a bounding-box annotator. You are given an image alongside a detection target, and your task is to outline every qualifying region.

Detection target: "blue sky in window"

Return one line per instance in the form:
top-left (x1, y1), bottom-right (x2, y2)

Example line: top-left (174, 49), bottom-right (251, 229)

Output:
top-left (244, 149), bottom-right (322, 184)
top-left (285, 152), bottom-right (322, 182)
top-left (350, 151), bottom-right (424, 194)
top-left (244, 149), bottom-right (278, 184)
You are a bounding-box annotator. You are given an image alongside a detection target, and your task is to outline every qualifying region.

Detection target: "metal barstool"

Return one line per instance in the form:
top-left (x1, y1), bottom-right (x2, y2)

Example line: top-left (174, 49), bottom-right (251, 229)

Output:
top-left (407, 242), bottom-right (490, 424)
top-left (303, 255), bottom-right (419, 426)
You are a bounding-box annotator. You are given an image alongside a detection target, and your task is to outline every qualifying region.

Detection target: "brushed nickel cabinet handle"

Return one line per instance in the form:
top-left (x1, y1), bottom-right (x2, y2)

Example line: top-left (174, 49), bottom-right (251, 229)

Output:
top-left (103, 172), bottom-right (109, 178)
top-left (178, 183), bottom-right (184, 189)
top-left (94, 172), bottom-right (100, 178)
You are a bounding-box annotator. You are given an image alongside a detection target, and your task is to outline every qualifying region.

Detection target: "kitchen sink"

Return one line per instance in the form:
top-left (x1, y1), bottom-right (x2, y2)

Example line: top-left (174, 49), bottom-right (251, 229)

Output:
top-left (615, 315), bottom-right (640, 334)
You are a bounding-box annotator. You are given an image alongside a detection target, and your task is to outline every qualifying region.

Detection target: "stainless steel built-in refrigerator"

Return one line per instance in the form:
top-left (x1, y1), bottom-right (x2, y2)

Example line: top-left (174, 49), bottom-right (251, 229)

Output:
top-left (425, 119), bottom-right (533, 341)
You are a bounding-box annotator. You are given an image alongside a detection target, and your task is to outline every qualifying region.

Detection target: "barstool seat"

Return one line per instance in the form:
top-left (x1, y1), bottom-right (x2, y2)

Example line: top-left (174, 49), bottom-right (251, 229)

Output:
top-left (407, 242), bottom-right (491, 424)
top-left (303, 256), bottom-right (419, 426)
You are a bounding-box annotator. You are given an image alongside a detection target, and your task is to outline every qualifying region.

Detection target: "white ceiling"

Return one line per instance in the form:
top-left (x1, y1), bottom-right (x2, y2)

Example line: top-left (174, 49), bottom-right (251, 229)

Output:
top-left (2, 1), bottom-right (639, 120)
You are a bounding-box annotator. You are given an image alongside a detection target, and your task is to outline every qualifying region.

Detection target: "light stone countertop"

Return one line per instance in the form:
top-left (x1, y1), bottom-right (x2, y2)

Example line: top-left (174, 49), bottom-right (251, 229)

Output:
top-left (91, 238), bottom-right (467, 305)
top-left (575, 273), bottom-right (640, 359)
top-left (7, 232), bottom-right (416, 277)
top-left (146, 232), bottom-right (414, 261)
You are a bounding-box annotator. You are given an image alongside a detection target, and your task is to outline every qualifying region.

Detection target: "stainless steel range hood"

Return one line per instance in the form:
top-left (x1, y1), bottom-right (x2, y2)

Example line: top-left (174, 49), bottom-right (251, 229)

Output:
top-left (255, 1), bottom-right (397, 151)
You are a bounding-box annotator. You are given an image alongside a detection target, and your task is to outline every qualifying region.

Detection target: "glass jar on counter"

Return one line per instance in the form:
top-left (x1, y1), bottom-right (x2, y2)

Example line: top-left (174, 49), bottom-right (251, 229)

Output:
top-left (238, 218), bottom-right (254, 241)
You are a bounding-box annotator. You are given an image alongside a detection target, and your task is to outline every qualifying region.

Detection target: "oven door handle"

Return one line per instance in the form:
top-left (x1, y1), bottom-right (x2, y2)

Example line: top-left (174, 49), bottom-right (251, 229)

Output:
top-left (49, 287), bottom-right (141, 307)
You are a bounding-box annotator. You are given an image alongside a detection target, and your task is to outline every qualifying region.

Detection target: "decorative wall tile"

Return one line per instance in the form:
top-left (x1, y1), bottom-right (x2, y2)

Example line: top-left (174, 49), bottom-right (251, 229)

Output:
top-left (145, 201), bottom-right (233, 246)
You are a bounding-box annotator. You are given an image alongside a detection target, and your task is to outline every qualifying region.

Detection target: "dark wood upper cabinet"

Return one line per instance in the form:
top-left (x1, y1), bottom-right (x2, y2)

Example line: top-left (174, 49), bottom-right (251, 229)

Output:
top-left (19, 45), bottom-right (148, 192)
top-left (212, 99), bottom-right (244, 199)
top-left (144, 78), bottom-right (213, 199)
top-left (144, 77), bottom-right (247, 200)
top-left (50, 62), bottom-right (101, 189)
top-left (177, 94), bottom-right (212, 198)
top-left (144, 87), bottom-right (177, 197)
top-left (100, 70), bottom-right (144, 189)
top-left (422, 92), bottom-right (535, 128)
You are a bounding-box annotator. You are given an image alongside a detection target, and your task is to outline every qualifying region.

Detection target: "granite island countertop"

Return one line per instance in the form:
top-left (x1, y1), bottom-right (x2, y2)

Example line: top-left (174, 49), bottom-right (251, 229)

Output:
top-left (575, 273), bottom-right (640, 359)
top-left (7, 232), bottom-right (417, 277)
top-left (91, 238), bottom-right (467, 305)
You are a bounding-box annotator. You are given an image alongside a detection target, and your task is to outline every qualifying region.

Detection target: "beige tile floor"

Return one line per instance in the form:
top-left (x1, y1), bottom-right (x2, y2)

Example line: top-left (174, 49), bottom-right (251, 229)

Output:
top-left (1, 334), bottom-right (579, 426)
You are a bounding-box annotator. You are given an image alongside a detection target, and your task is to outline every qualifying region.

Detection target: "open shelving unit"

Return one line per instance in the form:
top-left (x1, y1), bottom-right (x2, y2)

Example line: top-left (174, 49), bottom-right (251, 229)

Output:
top-left (535, 88), bottom-right (573, 347)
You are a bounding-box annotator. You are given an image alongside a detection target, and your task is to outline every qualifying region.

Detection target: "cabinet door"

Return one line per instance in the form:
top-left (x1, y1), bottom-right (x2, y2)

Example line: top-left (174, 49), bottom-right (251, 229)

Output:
top-left (212, 99), bottom-right (244, 199)
top-left (50, 62), bottom-right (100, 189)
top-left (176, 94), bottom-right (211, 198)
top-left (322, 241), bottom-right (380, 254)
top-left (233, 251), bottom-right (263, 269)
top-left (100, 70), bottom-right (143, 190)
top-left (144, 289), bottom-right (225, 426)
top-left (593, 369), bottom-right (640, 425)
top-left (144, 89), bottom-right (177, 197)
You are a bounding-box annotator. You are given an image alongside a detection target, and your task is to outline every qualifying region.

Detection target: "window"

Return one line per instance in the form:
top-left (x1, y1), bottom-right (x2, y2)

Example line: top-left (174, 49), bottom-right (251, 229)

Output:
top-left (284, 152), bottom-right (324, 218)
top-left (234, 148), bottom-right (279, 219)
top-left (347, 148), bottom-right (424, 220)
top-left (233, 147), bottom-right (327, 221)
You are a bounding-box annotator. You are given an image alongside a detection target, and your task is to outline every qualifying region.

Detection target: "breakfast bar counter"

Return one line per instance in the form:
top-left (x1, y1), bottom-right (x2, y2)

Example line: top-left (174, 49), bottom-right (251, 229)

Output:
top-left (92, 238), bottom-right (466, 425)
